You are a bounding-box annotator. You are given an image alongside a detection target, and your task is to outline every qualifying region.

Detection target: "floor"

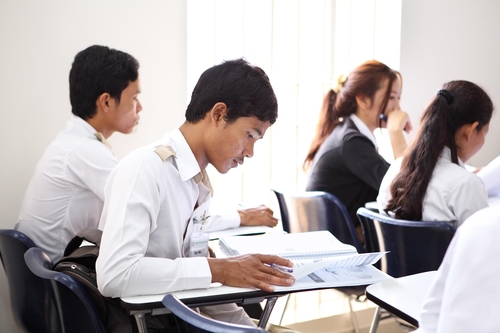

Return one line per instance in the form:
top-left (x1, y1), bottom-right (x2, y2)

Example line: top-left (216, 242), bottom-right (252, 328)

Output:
top-left (265, 289), bottom-right (415, 333)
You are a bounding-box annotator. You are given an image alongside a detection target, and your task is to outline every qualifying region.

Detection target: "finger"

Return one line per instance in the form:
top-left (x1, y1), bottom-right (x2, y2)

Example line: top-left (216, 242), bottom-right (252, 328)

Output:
top-left (251, 274), bottom-right (295, 291)
top-left (263, 217), bottom-right (279, 227)
top-left (257, 254), bottom-right (294, 268)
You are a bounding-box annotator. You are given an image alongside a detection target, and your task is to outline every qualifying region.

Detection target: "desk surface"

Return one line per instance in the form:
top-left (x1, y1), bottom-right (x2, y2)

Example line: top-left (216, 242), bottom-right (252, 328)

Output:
top-left (120, 283), bottom-right (287, 313)
top-left (365, 270), bottom-right (437, 327)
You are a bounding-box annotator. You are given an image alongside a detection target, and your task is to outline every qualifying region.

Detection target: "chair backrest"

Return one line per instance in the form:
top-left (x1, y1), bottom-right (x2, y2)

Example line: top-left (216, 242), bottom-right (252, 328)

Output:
top-left (274, 190), bottom-right (363, 253)
top-left (356, 207), bottom-right (457, 278)
top-left (0, 229), bottom-right (64, 333)
top-left (24, 247), bottom-right (106, 333)
top-left (162, 294), bottom-right (267, 333)
top-left (271, 189), bottom-right (291, 233)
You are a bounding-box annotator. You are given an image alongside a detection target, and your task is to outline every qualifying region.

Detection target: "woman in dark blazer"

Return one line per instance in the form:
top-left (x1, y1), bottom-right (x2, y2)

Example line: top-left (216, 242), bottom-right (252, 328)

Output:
top-left (304, 60), bottom-right (411, 231)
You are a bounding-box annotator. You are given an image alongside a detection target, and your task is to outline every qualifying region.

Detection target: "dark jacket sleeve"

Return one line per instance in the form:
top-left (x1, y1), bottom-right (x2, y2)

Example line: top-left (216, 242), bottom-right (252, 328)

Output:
top-left (341, 133), bottom-right (390, 191)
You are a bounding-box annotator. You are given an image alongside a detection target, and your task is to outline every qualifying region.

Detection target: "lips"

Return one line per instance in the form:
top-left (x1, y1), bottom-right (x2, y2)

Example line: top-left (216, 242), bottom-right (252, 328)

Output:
top-left (232, 159), bottom-right (244, 167)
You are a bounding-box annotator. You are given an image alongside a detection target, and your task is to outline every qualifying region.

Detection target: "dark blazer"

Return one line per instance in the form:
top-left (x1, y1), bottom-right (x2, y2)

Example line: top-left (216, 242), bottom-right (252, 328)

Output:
top-left (306, 117), bottom-right (390, 225)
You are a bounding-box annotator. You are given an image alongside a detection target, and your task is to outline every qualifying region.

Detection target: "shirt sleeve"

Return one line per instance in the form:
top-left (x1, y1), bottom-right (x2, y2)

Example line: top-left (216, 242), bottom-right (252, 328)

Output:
top-left (204, 197), bottom-right (241, 231)
top-left (96, 151), bottom-right (212, 297)
top-left (67, 141), bottom-right (117, 201)
top-left (449, 175), bottom-right (489, 226)
top-left (419, 206), bottom-right (500, 332)
top-left (342, 135), bottom-right (390, 191)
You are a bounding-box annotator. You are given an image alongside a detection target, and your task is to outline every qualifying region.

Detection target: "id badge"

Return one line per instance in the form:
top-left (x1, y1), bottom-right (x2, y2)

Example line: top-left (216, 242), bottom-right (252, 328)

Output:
top-left (189, 210), bottom-right (210, 257)
top-left (189, 232), bottom-right (209, 257)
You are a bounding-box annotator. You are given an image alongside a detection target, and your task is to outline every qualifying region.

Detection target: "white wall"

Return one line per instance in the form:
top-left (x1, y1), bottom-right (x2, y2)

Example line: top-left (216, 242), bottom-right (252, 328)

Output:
top-left (400, 0), bottom-right (500, 166)
top-left (0, 1), bottom-right (187, 331)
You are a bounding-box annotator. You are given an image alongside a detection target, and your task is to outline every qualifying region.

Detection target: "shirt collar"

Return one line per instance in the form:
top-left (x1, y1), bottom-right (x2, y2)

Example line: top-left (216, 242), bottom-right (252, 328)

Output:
top-left (349, 114), bottom-right (378, 149)
top-left (440, 147), bottom-right (465, 167)
top-left (167, 129), bottom-right (214, 195)
top-left (70, 116), bottom-right (112, 148)
top-left (70, 116), bottom-right (97, 135)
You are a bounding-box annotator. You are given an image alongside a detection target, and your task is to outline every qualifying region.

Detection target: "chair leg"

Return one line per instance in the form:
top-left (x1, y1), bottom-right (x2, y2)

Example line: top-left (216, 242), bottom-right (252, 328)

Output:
top-left (347, 297), bottom-right (360, 333)
top-left (279, 294), bottom-right (291, 326)
top-left (368, 306), bottom-right (382, 333)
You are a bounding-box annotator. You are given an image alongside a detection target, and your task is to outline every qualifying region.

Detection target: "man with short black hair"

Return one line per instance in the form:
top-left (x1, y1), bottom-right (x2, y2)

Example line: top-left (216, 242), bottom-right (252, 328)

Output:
top-left (15, 45), bottom-right (143, 262)
top-left (97, 59), bottom-right (296, 330)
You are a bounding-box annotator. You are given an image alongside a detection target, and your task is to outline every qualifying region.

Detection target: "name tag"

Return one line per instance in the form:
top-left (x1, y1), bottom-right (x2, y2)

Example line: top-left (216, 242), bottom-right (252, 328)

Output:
top-left (189, 232), bottom-right (209, 257)
top-left (189, 210), bottom-right (210, 257)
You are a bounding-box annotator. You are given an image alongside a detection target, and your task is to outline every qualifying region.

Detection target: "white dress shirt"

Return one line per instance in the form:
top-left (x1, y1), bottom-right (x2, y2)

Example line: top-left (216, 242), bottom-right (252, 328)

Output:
top-left (15, 116), bottom-right (116, 262)
top-left (377, 147), bottom-right (488, 226)
top-left (416, 205), bottom-right (500, 333)
top-left (96, 129), bottom-right (254, 326)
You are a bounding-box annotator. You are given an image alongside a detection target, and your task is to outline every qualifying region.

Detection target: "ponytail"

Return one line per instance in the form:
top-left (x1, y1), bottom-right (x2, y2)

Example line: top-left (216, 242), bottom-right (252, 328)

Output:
top-left (386, 81), bottom-right (493, 220)
top-left (303, 89), bottom-right (341, 170)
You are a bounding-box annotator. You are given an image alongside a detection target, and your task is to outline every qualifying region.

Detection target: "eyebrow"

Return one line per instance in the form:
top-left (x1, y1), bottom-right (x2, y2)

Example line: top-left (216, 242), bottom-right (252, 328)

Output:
top-left (252, 128), bottom-right (263, 138)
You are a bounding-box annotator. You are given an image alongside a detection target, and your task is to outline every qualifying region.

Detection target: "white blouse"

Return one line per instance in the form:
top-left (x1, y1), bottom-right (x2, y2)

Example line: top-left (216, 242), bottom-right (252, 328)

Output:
top-left (377, 147), bottom-right (488, 225)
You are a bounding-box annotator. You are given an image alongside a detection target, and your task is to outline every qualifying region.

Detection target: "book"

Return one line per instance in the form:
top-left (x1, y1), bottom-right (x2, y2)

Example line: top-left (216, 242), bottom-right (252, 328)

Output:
top-left (218, 230), bottom-right (389, 290)
top-left (218, 230), bottom-right (358, 259)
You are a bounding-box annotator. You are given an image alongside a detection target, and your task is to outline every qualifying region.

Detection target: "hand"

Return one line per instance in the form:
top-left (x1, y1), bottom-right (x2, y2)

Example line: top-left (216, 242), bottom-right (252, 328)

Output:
top-left (386, 109), bottom-right (412, 133)
top-left (208, 247), bottom-right (216, 258)
top-left (208, 254), bottom-right (295, 292)
top-left (238, 205), bottom-right (278, 227)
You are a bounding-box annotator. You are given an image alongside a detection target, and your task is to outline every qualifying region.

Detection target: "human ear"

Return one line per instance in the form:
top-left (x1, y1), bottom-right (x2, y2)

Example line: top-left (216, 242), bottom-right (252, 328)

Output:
top-left (355, 94), bottom-right (372, 110)
top-left (210, 102), bottom-right (228, 126)
top-left (97, 93), bottom-right (112, 113)
top-left (464, 122), bottom-right (480, 142)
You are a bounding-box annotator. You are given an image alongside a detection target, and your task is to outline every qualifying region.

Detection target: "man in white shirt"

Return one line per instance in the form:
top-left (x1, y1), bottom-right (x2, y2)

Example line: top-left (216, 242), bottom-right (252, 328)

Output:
top-left (15, 45), bottom-right (143, 263)
top-left (416, 204), bottom-right (500, 333)
top-left (96, 59), bottom-right (296, 331)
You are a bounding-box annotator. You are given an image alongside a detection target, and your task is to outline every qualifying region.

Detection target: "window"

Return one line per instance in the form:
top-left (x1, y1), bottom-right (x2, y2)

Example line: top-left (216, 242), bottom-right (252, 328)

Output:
top-left (187, 0), bottom-right (402, 212)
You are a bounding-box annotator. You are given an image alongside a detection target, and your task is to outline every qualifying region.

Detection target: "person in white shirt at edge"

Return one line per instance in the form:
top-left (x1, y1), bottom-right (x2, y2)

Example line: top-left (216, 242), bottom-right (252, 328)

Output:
top-left (14, 46), bottom-right (278, 264)
top-left (414, 204), bottom-right (500, 333)
top-left (377, 80), bottom-right (493, 226)
top-left (96, 59), bottom-right (297, 332)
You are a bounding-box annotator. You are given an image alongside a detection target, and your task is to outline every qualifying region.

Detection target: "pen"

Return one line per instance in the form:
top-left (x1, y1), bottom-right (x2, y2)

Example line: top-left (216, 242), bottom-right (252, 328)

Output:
top-left (270, 263), bottom-right (294, 273)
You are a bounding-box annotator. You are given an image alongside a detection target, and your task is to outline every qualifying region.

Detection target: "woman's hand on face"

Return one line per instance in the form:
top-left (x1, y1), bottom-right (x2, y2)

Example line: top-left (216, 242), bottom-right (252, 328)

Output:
top-left (386, 109), bottom-right (412, 133)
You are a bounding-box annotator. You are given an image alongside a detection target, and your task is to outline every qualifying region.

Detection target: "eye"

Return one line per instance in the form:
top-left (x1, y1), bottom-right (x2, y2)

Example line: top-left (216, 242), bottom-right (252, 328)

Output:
top-left (247, 132), bottom-right (254, 139)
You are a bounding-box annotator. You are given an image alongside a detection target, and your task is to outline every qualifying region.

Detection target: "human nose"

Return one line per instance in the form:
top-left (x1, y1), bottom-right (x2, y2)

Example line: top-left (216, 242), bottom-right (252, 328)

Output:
top-left (243, 141), bottom-right (255, 158)
top-left (137, 100), bottom-right (143, 113)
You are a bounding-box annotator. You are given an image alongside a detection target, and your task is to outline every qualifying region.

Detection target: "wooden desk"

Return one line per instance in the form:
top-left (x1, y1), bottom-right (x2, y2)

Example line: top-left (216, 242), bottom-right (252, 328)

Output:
top-left (365, 270), bottom-right (437, 328)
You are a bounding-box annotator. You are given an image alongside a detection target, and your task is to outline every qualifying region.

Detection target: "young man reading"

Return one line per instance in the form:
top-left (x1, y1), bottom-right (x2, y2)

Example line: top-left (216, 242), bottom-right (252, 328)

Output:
top-left (96, 59), bottom-right (296, 330)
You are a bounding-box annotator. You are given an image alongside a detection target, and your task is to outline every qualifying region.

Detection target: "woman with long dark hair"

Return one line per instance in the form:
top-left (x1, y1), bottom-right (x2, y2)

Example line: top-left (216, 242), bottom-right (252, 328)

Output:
top-left (304, 60), bottom-right (411, 227)
top-left (378, 80), bottom-right (493, 225)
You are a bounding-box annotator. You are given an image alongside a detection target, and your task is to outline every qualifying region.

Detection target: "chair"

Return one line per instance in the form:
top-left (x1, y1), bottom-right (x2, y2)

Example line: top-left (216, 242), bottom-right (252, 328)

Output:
top-left (162, 294), bottom-right (267, 333)
top-left (272, 189), bottom-right (363, 253)
top-left (0, 229), bottom-right (64, 332)
top-left (356, 207), bottom-right (456, 332)
top-left (24, 247), bottom-right (106, 333)
top-left (271, 189), bottom-right (364, 333)
top-left (356, 207), bottom-right (456, 278)
top-left (271, 189), bottom-right (291, 233)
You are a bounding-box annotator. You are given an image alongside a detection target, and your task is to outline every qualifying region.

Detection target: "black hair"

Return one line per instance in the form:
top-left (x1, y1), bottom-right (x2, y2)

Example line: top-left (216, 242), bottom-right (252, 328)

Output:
top-left (386, 80), bottom-right (493, 220)
top-left (185, 58), bottom-right (278, 125)
top-left (69, 45), bottom-right (139, 119)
